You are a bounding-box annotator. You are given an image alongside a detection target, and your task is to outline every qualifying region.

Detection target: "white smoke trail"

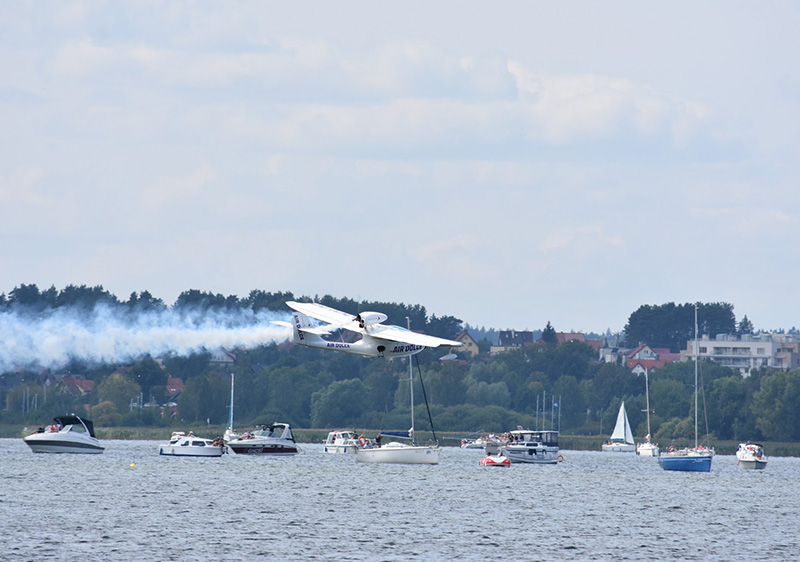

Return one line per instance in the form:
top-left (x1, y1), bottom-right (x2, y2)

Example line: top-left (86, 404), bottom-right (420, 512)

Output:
top-left (0, 305), bottom-right (292, 372)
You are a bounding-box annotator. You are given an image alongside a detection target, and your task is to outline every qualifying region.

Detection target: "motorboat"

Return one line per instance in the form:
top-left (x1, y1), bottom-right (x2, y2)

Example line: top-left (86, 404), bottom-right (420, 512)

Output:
top-left (323, 430), bottom-right (366, 454)
top-left (736, 443), bottom-right (767, 469)
top-left (602, 401), bottom-right (636, 452)
top-left (23, 414), bottom-right (104, 454)
top-left (480, 452), bottom-right (511, 467)
top-left (636, 439), bottom-right (660, 457)
top-left (226, 422), bottom-right (299, 455)
top-left (158, 431), bottom-right (225, 457)
top-left (499, 428), bottom-right (560, 464)
top-left (462, 434), bottom-right (502, 450)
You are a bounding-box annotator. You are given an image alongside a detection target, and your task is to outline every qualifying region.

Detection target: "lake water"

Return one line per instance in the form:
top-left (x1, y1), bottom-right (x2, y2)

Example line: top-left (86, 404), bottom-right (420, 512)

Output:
top-left (1, 438), bottom-right (798, 561)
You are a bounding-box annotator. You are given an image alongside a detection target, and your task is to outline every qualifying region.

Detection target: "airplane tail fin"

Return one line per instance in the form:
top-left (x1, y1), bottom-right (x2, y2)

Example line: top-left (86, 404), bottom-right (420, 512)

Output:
top-left (290, 311), bottom-right (326, 346)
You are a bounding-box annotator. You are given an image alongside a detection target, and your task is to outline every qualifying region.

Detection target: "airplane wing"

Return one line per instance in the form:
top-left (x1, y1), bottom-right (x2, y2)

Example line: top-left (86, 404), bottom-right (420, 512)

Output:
top-left (286, 301), bottom-right (360, 333)
top-left (367, 324), bottom-right (464, 348)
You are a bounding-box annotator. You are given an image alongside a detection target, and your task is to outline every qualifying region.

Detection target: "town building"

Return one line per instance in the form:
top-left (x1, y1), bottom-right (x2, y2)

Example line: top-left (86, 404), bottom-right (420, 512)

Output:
top-left (490, 329), bottom-right (534, 355)
top-left (683, 332), bottom-right (800, 377)
top-left (455, 330), bottom-right (480, 357)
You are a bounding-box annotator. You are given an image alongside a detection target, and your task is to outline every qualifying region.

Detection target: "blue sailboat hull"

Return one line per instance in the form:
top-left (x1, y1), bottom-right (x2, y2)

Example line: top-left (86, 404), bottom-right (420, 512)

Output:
top-left (658, 455), bottom-right (712, 472)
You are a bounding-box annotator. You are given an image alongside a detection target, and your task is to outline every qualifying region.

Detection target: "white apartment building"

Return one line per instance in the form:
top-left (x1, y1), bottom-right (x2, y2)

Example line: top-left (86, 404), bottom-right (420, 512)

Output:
top-left (682, 333), bottom-right (800, 376)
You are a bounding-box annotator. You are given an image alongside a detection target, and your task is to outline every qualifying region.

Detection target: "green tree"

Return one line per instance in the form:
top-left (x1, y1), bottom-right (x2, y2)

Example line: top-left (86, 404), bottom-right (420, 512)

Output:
top-left (91, 401), bottom-right (123, 426)
top-left (97, 373), bottom-right (141, 414)
top-left (541, 321), bottom-right (557, 345)
top-left (552, 375), bottom-right (584, 428)
top-left (624, 302), bottom-right (736, 352)
top-left (129, 357), bottom-right (167, 403)
top-left (737, 315), bottom-right (754, 335)
top-left (310, 378), bottom-right (369, 427)
top-left (752, 370), bottom-right (800, 441)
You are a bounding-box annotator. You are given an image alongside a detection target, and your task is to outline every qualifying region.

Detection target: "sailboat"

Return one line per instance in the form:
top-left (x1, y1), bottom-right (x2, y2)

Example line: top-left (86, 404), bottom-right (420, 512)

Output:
top-left (223, 372), bottom-right (237, 443)
top-left (602, 401), bottom-right (635, 452)
top-left (658, 306), bottom-right (714, 472)
top-left (356, 320), bottom-right (440, 465)
top-left (636, 368), bottom-right (660, 457)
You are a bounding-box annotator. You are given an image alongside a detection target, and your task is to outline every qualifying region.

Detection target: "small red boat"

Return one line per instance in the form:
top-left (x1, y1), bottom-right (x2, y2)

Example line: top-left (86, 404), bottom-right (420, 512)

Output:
top-left (480, 453), bottom-right (511, 467)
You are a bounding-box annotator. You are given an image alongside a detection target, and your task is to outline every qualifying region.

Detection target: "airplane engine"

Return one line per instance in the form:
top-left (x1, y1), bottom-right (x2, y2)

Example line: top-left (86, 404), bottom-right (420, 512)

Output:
top-left (356, 312), bottom-right (388, 328)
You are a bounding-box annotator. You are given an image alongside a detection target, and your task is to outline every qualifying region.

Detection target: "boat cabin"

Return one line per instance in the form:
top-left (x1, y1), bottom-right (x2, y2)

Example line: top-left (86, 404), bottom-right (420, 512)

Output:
top-left (507, 430), bottom-right (559, 447)
top-left (324, 430), bottom-right (357, 444)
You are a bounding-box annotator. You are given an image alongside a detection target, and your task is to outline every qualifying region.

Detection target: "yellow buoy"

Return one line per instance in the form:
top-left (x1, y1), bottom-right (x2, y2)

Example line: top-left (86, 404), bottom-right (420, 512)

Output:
top-left (130, 463), bottom-right (136, 467)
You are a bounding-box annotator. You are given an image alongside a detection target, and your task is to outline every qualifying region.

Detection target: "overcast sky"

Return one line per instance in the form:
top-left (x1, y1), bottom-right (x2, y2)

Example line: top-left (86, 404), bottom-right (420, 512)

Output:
top-left (1, 2), bottom-right (798, 334)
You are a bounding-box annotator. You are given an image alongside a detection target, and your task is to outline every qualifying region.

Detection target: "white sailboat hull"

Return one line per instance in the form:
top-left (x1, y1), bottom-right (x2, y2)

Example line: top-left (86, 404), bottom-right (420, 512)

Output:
top-left (356, 442), bottom-right (439, 464)
top-left (602, 442), bottom-right (636, 453)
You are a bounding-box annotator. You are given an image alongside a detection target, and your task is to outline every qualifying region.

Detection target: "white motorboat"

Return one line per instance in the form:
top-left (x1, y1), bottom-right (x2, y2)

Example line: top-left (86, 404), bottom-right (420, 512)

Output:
top-left (462, 435), bottom-right (502, 450)
top-left (636, 440), bottom-right (660, 457)
top-left (500, 428), bottom-right (560, 464)
top-left (158, 431), bottom-right (225, 457)
top-left (323, 430), bottom-right (366, 454)
top-left (23, 414), bottom-right (105, 454)
top-left (602, 401), bottom-right (636, 452)
top-left (356, 333), bottom-right (439, 465)
top-left (736, 443), bottom-right (767, 469)
top-left (636, 369), bottom-right (660, 457)
top-left (226, 422), bottom-right (299, 455)
top-left (460, 438), bottom-right (483, 449)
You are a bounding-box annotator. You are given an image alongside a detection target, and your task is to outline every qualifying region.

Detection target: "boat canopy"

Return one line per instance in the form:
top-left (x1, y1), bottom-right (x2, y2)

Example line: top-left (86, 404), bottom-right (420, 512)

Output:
top-left (54, 415), bottom-right (96, 437)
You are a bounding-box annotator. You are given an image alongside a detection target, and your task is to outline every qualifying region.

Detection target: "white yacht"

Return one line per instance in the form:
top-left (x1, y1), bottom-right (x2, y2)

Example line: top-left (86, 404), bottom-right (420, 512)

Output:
top-left (736, 443), bottom-right (767, 469)
top-left (323, 430), bottom-right (365, 454)
top-left (158, 431), bottom-right (225, 457)
top-left (23, 415), bottom-right (105, 454)
top-left (499, 429), bottom-right (560, 464)
top-left (226, 422), bottom-right (299, 455)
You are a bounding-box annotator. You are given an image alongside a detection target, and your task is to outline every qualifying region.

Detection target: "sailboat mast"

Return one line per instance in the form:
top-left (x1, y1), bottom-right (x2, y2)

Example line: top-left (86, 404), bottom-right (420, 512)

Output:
top-left (407, 317), bottom-right (414, 444)
top-left (644, 368), bottom-right (652, 442)
top-left (229, 372), bottom-right (235, 430)
top-left (694, 305), bottom-right (699, 450)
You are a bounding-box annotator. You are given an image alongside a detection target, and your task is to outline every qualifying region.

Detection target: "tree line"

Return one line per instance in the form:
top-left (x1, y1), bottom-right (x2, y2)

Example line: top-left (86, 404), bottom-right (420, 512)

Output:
top-left (2, 284), bottom-right (800, 443)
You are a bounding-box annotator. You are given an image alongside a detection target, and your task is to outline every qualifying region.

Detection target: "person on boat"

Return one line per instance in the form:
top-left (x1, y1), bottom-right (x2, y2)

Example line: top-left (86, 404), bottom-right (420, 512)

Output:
top-left (375, 433), bottom-right (382, 446)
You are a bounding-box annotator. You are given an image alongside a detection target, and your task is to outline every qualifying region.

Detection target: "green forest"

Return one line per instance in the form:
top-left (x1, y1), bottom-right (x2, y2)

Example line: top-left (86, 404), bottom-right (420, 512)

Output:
top-left (2, 284), bottom-right (800, 445)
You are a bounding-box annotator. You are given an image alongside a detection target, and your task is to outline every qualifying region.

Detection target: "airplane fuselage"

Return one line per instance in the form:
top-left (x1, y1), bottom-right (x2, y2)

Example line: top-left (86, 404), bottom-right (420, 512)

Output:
top-left (315, 334), bottom-right (425, 358)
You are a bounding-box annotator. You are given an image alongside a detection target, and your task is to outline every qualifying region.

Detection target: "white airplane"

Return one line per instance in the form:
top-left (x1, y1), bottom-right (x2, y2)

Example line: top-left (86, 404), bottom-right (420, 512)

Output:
top-left (272, 301), bottom-right (463, 358)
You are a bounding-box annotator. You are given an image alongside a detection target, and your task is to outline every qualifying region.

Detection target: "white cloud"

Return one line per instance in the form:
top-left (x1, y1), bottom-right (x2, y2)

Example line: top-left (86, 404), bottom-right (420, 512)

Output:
top-left (1, 2), bottom-right (799, 333)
